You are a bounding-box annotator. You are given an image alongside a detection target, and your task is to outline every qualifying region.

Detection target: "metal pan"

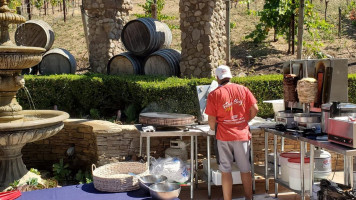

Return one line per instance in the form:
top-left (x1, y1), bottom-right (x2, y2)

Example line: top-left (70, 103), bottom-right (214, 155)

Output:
top-left (276, 110), bottom-right (302, 118)
top-left (294, 113), bottom-right (321, 123)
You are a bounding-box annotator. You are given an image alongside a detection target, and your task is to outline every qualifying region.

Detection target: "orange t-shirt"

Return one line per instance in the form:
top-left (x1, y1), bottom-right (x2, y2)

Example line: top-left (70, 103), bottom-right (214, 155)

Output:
top-left (205, 83), bottom-right (257, 141)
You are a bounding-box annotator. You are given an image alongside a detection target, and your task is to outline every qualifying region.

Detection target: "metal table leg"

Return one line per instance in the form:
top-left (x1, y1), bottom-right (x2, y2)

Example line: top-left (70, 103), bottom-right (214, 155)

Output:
top-left (281, 137), bottom-right (285, 152)
top-left (139, 135), bottom-right (142, 157)
top-left (350, 156), bottom-right (354, 189)
top-left (274, 134), bottom-right (278, 198)
top-left (309, 144), bottom-right (315, 198)
top-left (264, 129), bottom-right (269, 193)
top-left (195, 136), bottom-right (198, 188)
top-left (207, 136), bottom-right (211, 199)
top-left (250, 137), bottom-right (255, 194)
top-left (345, 155), bottom-right (354, 187)
top-left (344, 156), bottom-right (349, 185)
top-left (190, 136), bottom-right (194, 199)
top-left (147, 136), bottom-right (150, 169)
top-left (300, 141), bottom-right (305, 200)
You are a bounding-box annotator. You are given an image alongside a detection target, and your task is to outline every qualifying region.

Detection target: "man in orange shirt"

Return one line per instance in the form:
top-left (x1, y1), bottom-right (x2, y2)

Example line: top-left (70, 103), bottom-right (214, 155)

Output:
top-left (205, 65), bottom-right (259, 200)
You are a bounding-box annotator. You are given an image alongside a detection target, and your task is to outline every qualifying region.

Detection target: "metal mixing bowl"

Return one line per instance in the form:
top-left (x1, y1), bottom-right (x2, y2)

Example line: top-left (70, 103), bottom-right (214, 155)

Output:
top-left (138, 175), bottom-right (167, 194)
top-left (149, 182), bottom-right (181, 200)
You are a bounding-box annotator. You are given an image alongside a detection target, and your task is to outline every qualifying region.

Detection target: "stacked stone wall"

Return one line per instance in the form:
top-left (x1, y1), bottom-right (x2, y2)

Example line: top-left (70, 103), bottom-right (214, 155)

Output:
top-left (22, 119), bottom-right (97, 170)
top-left (22, 120), bottom-right (344, 171)
top-left (83, 0), bottom-right (132, 73)
top-left (179, 0), bottom-right (227, 78)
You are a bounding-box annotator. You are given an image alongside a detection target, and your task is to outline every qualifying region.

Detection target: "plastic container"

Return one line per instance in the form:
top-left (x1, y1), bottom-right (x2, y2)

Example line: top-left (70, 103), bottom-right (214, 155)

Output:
top-left (263, 99), bottom-right (285, 114)
top-left (306, 149), bottom-right (331, 180)
top-left (279, 152), bottom-right (300, 182)
top-left (202, 159), bottom-right (242, 185)
top-left (287, 157), bottom-right (310, 191)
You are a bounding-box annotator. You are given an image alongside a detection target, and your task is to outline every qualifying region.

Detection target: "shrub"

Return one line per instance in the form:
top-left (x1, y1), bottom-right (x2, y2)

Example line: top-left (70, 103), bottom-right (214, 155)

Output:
top-left (18, 74), bottom-right (284, 120)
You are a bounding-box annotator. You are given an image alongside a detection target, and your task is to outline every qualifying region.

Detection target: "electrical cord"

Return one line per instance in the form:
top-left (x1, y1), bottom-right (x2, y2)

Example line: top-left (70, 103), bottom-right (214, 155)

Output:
top-left (331, 153), bottom-right (339, 180)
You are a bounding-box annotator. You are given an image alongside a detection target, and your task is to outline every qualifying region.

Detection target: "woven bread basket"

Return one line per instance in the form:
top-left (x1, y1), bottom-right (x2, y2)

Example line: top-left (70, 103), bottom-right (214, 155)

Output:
top-left (92, 162), bottom-right (148, 192)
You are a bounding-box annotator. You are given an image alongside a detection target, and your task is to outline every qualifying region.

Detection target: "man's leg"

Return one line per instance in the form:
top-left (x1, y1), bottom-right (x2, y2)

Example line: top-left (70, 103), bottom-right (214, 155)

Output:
top-left (217, 140), bottom-right (234, 200)
top-left (222, 172), bottom-right (233, 200)
top-left (233, 141), bottom-right (252, 200)
top-left (241, 172), bottom-right (252, 200)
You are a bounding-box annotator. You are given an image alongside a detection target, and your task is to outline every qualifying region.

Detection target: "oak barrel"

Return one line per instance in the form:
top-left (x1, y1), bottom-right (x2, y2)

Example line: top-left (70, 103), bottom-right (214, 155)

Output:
top-left (15, 20), bottom-right (55, 51)
top-left (121, 18), bottom-right (172, 56)
top-left (144, 49), bottom-right (181, 77)
top-left (39, 48), bottom-right (77, 75)
top-left (107, 52), bottom-right (144, 75)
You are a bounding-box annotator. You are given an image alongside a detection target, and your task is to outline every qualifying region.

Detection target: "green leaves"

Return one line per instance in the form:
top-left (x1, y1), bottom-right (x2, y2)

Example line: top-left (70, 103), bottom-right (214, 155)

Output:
top-left (52, 159), bottom-right (71, 182)
top-left (19, 74), bottom-right (285, 120)
top-left (246, 0), bottom-right (333, 57)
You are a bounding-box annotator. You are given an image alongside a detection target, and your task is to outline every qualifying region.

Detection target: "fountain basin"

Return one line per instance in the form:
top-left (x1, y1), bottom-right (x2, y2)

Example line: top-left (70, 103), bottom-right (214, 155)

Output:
top-left (0, 110), bottom-right (69, 188)
top-left (0, 46), bottom-right (45, 72)
top-left (0, 110), bottom-right (69, 144)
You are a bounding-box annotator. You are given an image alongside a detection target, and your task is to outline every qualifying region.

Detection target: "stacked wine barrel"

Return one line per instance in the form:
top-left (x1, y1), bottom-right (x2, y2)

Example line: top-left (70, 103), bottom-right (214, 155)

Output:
top-left (16, 20), bottom-right (77, 75)
top-left (108, 17), bottom-right (181, 77)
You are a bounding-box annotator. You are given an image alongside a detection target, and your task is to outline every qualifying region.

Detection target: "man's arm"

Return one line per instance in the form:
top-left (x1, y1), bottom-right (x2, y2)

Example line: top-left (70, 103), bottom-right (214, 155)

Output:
top-left (249, 103), bottom-right (259, 122)
top-left (208, 115), bottom-right (217, 131)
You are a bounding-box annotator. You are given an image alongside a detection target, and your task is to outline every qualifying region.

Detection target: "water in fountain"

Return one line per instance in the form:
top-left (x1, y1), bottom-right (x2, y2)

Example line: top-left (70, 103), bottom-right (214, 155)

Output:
top-left (23, 86), bottom-right (36, 111)
top-left (0, 0), bottom-right (70, 188)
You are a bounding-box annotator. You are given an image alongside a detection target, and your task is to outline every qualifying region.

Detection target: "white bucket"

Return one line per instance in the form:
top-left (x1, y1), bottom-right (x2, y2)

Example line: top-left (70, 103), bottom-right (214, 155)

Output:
top-left (288, 157), bottom-right (310, 191)
top-left (279, 152), bottom-right (300, 182)
top-left (312, 149), bottom-right (331, 180)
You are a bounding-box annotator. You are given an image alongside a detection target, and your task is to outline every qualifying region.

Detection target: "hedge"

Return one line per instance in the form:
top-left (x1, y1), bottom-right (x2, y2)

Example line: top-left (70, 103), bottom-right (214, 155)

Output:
top-left (17, 73), bottom-right (287, 120)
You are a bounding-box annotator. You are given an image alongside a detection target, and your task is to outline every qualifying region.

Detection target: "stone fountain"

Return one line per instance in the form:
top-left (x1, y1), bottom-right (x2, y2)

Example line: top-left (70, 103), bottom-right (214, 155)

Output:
top-left (0, 0), bottom-right (69, 188)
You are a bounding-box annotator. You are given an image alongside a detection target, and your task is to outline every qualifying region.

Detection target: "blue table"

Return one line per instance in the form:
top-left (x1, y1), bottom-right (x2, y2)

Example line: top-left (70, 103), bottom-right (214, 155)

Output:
top-left (18, 183), bottom-right (179, 200)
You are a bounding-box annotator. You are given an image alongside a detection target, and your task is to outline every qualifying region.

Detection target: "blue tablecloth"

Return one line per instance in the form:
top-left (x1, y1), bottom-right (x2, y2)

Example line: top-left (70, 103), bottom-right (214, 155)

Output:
top-left (18, 183), bottom-right (179, 200)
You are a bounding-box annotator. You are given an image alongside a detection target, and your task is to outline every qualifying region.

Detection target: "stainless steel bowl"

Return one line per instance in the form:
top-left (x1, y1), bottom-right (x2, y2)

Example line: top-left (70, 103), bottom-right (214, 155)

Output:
top-left (139, 175), bottom-right (167, 194)
top-left (149, 182), bottom-right (181, 200)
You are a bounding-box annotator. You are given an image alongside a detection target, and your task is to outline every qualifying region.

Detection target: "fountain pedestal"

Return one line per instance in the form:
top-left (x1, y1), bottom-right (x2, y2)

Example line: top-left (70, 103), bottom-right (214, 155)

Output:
top-left (0, 144), bottom-right (27, 186)
top-left (0, 74), bottom-right (24, 123)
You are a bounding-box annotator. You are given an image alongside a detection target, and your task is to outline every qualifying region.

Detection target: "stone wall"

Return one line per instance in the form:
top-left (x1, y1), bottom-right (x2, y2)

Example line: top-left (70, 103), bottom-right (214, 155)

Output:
top-left (179, 0), bottom-right (227, 78)
top-left (22, 120), bottom-right (344, 171)
top-left (83, 0), bottom-right (132, 73)
top-left (23, 119), bottom-right (98, 170)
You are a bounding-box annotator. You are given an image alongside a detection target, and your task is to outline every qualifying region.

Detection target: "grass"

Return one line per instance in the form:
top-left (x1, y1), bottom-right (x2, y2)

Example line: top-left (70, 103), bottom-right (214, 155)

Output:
top-left (8, 0), bottom-right (356, 75)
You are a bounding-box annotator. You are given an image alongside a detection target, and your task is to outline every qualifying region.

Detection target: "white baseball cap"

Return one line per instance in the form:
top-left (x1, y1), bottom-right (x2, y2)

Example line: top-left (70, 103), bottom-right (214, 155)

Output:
top-left (215, 65), bottom-right (232, 80)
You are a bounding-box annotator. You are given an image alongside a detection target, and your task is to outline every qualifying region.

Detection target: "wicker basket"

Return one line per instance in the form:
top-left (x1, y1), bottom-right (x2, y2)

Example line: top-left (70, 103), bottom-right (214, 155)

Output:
top-left (92, 162), bottom-right (148, 192)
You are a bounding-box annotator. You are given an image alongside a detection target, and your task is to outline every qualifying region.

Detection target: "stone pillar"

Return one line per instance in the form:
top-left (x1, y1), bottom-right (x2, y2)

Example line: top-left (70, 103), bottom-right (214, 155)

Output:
top-left (179, 0), bottom-right (227, 78)
top-left (83, 0), bottom-right (132, 73)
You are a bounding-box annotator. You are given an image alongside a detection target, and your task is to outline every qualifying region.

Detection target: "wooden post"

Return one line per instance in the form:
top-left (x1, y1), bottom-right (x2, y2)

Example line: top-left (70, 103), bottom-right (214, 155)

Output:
top-left (26, 0), bottom-right (31, 20)
top-left (80, 5), bottom-right (89, 52)
top-left (151, 0), bottom-right (157, 19)
top-left (16, 7), bottom-right (21, 27)
top-left (297, 0), bottom-right (305, 59)
top-left (292, 0), bottom-right (295, 54)
top-left (325, 0), bottom-right (329, 21)
top-left (16, 6), bottom-right (21, 14)
top-left (44, 0), bottom-right (47, 15)
top-left (63, 0), bottom-right (66, 22)
top-left (339, 7), bottom-right (342, 38)
top-left (226, 0), bottom-right (231, 64)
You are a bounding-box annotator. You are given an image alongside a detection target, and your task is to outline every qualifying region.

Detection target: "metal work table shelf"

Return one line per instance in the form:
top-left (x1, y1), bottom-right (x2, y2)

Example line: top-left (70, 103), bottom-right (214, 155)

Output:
top-left (135, 124), bottom-right (212, 199)
top-left (261, 128), bottom-right (356, 200)
top-left (253, 164), bottom-right (274, 179)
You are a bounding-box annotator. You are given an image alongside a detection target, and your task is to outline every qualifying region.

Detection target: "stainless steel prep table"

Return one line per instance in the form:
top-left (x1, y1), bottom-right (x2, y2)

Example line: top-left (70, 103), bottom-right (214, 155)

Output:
top-left (262, 128), bottom-right (356, 200)
top-left (135, 124), bottom-right (212, 199)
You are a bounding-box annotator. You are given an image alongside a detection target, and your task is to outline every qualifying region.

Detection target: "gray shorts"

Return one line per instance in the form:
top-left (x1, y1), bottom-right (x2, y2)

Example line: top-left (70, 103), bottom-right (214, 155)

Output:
top-left (217, 140), bottom-right (251, 173)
